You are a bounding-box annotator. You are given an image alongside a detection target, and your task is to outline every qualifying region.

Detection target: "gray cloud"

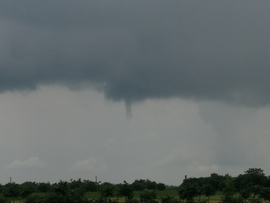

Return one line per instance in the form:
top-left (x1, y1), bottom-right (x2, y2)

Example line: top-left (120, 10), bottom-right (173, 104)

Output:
top-left (0, 1), bottom-right (270, 106)
top-left (2, 86), bottom-right (270, 184)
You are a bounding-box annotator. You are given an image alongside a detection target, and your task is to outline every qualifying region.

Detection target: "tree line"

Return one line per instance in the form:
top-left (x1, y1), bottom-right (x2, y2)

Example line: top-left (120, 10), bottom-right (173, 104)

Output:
top-left (0, 168), bottom-right (269, 203)
top-left (0, 179), bottom-right (166, 203)
top-left (179, 168), bottom-right (270, 203)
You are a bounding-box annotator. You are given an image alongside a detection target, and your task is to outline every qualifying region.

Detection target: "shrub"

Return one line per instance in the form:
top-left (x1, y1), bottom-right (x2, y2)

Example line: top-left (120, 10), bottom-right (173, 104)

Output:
top-left (126, 199), bottom-right (139, 203)
top-left (0, 194), bottom-right (8, 203)
top-left (161, 196), bottom-right (178, 203)
top-left (24, 193), bottom-right (47, 203)
top-left (140, 190), bottom-right (157, 203)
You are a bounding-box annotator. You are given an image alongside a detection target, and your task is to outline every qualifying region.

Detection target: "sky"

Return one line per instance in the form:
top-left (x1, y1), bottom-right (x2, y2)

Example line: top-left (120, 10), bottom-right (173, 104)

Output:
top-left (0, 0), bottom-right (270, 185)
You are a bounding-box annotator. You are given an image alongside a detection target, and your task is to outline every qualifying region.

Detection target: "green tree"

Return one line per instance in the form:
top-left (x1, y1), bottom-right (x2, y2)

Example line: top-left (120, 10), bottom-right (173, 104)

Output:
top-left (202, 184), bottom-right (215, 203)
top-left (38, 182), bottom-right (51, 193)
top-left (145, 180), bottom-right (157, 190)
top-left (118, 181), bottom-right (133, 201)
top-left (99, 182), bottom-right (114, 199)
top-left (140, 190), bottom-right (157, 203)
top-left (235, 168), bottom-right (267, 199)
top-left (3, 183), bottom-right (20, 202)
top-left (52, 181), bottom-right (68, 196)
top-left (221, 177), bottom-right (236, 203)
top-left (178, 183), bottom-right (199, 203)
top-left (25, 193), bottom-right (46, 203)
top-left (258, 187), bottom-right (270, 202)
top-left (84, 180), bottom-right (98, 192)
top-left (157, 183), bottom-right (166, 191)
top-left (19, 181), bottom-right (38, 199)
top-left (131, 180), bottom-right (146, 191)
top-left (0, 194), bottom-right (8, 203)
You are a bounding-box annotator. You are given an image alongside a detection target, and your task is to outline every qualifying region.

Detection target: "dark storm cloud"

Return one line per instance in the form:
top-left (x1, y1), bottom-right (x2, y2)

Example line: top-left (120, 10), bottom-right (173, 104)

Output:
top-left (1, 0), bottom-right (270, 105)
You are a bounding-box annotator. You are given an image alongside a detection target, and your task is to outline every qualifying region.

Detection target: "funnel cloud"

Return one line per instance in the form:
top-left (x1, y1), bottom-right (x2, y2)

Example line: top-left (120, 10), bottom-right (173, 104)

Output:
top-left (0, 1), bottom-right (270, 107)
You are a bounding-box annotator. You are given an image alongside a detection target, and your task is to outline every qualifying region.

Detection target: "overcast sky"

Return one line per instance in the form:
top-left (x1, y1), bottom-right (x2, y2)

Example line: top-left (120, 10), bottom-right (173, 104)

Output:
top-left (0, 0), bottom-right (270, 185)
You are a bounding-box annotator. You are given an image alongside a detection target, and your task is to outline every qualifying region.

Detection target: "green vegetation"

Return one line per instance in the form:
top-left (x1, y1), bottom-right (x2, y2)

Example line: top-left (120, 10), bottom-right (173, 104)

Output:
top-left (0, 168), bottom-right (270, 203)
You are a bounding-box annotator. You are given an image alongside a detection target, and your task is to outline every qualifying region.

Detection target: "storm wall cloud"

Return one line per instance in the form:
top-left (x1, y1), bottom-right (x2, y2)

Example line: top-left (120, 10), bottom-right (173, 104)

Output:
top-left (1, 1), bottom-right (270, 106)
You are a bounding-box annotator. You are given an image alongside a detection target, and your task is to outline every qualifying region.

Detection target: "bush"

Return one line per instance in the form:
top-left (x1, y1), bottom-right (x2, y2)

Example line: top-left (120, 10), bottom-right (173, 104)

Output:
top-left (161, 196), bottom-right (178, 203)
top-left (24, 193), bottom-right (47, 203)
top-left (126, 199), bottom-right (139, 203)
top-left (248, 196), bottom-right (263, 203)
top-left (140, 190), bottom-right (157, 203)
top-left (0, 194), bottom-right (8, 203)
top-left (43, 193), bottom-right (67, 203)
top-left (89, 197), bottom-right (118, 203)
top-left (220, 196), bottom-right (244, 203)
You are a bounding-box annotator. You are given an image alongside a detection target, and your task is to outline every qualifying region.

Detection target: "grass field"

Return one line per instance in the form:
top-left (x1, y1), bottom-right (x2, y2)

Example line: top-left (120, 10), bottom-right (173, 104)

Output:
top-left (84, 190), bottom-right (223, 203)
top-left (10, 192), bottom-right (269, 203)
top-left (7, 190), bottom-right (227, 203)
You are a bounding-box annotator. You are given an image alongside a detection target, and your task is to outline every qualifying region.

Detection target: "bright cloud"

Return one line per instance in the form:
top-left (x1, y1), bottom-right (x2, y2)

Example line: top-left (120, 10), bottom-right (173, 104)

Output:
top-left (71, 157), bottom-right (108, 172)
top-left (6, 157), bottom-right (45, 169)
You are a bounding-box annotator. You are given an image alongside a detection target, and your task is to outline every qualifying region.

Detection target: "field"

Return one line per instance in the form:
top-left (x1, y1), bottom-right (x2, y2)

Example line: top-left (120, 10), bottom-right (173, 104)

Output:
top-left (84, 190), bottom-right (222, 203)
top-left (9, 189), bottom-right (264, 203)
